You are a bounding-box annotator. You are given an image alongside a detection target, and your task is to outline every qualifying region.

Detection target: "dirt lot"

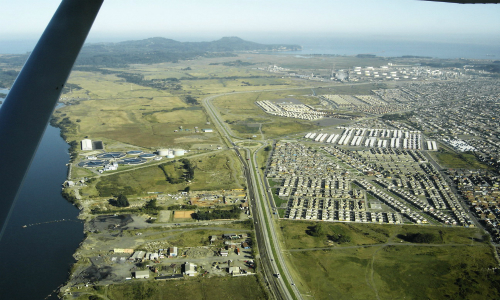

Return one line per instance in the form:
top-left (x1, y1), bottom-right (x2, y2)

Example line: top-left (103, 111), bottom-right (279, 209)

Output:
top-left (173, 210), bottom-right (195, 219)
top-left (63, 213), bottom-right (256, 296)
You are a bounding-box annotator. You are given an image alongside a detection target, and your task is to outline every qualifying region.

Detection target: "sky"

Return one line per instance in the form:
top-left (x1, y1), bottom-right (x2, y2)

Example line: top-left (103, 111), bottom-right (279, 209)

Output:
top-left (0, 0), bottom-right (499, 52)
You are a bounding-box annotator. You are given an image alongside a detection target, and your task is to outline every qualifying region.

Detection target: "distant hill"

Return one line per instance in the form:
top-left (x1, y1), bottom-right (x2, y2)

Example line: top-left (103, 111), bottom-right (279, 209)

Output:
top-left (83, 36), bottom-right (301, 53)
top-left (73, 37), bottom-right (301, 67)
top-left (0, 37), bottom-right (302, 68)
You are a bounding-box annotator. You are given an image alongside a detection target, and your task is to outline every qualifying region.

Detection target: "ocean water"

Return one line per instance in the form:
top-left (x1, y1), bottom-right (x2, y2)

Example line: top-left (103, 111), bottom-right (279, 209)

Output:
top-left (283, 38), bottom-right (500, 60)
top-left (0, 35), bottom-right (499, 60)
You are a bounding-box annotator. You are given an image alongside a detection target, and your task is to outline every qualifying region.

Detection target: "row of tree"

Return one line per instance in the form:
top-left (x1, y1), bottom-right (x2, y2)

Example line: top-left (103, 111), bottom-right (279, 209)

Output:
top-left (192, 206), bottom-right (240, 221)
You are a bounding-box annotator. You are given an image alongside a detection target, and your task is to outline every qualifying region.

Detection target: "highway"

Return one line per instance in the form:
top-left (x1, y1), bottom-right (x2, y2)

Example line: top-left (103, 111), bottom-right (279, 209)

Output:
top-left (202, 92), bottom-right (302, 300)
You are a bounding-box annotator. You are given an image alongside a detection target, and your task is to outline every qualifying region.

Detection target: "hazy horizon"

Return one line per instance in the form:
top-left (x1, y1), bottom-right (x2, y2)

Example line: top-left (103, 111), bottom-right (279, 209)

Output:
top-left (1, 31), bottom-right (499, 55)
top-left (1, 0), bottom-right (499, 52)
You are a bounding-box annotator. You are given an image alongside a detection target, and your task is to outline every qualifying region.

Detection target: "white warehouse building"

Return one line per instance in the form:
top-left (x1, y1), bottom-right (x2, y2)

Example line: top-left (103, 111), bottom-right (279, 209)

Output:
top-left (81, 139), bottom-right (92, 151)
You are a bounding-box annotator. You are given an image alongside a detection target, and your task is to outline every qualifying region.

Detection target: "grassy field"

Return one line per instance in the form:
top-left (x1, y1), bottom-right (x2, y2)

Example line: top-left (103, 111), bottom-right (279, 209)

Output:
top-left (213, 90), bottom-right (320, 138)
top-left (88, 150), bottom-right (244, 198)
top-left (288, 244), bottom-right (500, 300)
top-left (256, 146), bottom-right (271, 168)
top-left (432, 149), bottom-right (490, 169)
top-left (122, 221), bottom-right (253, 238)
top-left (278, 220), bottom-right (500, 300)
top-left (271, 191), bottom-right (288, 208)
top-left (76, 276), bottom-right (268, 300)
top-left (56, 70), bottom-right (222, 149)
top-left (137, 228), bottom-right (251, 247)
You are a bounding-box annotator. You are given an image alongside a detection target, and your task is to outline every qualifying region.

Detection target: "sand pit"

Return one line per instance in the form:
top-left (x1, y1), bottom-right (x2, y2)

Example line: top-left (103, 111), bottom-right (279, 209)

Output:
top-left (173, 210), bottom-right (195, 219)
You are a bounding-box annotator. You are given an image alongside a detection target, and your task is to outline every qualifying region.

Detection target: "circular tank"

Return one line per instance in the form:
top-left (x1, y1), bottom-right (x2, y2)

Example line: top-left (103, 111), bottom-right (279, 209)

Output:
top-left (166, 154), bottom-right (175, 159)
top-left (173, 149), bottom-right (185, 156)
top-left (157, 149), bottom-right (169, 156)
top-left (127, 150), bottom-right (143, 156)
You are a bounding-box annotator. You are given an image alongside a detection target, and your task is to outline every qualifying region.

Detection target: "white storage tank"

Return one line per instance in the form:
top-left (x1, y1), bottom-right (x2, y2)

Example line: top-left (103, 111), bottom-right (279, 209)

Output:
top-left (173, 149), bottom-right (185, 156)
top-left (157, 149), bottom-right (170, 156)
top-left (167, 154), bottom-right (175, 159)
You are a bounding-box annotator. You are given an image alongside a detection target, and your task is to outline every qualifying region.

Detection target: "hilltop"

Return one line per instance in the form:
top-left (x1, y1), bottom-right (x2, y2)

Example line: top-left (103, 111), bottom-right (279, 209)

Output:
top-left (0, 37), bottom-right (302, 69)
top-left (83, 36), bottom-right (301, 53)
top-left (75, 36), bottom-right (301, 67)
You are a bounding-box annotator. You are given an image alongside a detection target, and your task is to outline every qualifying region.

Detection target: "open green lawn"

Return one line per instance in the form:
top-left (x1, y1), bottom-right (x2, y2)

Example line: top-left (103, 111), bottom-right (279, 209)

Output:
top-left (279, 220), bottom-right (500, 300)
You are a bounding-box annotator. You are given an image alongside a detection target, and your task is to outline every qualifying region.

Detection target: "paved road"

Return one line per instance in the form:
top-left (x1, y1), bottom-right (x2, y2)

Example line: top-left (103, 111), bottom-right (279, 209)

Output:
top-left (203, 90), bottom-right (303, 300)
top-left (250, 145), bottom-right (303, 299)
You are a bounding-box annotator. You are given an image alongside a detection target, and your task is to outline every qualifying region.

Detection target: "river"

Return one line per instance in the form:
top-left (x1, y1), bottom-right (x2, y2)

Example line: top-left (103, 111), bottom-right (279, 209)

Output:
top-left (0, 91), bottom-right (84, 300)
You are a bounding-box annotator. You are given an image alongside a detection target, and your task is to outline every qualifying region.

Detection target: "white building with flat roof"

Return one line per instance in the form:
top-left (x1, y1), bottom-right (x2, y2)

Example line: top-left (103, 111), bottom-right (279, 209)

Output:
top-left (134, 270), bottom-right (149, 279)
top-left (184, 262), bottom-right (197, 276)
top-left (81, 139), bottom-right (92, 151)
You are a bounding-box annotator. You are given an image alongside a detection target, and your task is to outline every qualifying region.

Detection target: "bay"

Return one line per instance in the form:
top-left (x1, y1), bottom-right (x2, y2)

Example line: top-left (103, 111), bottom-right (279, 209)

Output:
top-left (266, 36), bottom-right (500, 60)
top-left (0, 98), bottom-right (83, 300)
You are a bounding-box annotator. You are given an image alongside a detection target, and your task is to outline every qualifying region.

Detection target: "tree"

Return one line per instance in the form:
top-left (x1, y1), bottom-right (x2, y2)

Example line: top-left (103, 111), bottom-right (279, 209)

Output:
top-left (307, 223), bottom-right (324, 237)
top-left (264, 145), bottom-right (272, 151)
top-left (116, 194), bottom-right (129, 207)
top-left (144, 199), bottom-right (159, 211)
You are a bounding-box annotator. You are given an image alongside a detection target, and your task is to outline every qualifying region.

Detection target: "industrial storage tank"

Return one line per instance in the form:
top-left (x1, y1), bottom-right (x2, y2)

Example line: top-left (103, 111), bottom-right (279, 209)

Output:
top-left (157, 149), bottom-right (170, 156)
top-left (166, 154), bottom-right (175, 159)
top-left (173, 149), bottom-right (185, 156)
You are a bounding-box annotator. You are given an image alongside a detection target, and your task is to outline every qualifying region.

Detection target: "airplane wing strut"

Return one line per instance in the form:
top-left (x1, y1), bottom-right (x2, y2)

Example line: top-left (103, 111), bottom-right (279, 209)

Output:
top-left (0, 0), bottom-right (103, 240)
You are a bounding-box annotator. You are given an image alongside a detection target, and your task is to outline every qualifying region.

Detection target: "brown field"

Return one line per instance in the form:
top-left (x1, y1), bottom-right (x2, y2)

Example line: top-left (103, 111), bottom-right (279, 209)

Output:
top-left (173, 210), bottom-right (195, 219)
top-left (190, 198), bottom-right (220, 207)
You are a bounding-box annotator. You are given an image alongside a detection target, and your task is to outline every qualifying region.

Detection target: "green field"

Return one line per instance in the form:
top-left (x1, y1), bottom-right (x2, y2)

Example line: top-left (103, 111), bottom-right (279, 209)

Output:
top-left (278, 220), bottom-right (500, 300)
top-left (82, 150), bottom-right (244, 198)
top-left (213, 90), bottom-right (320, 138)
top-left (432, 149), bottom-right (490, 169)
top-left (73, 276), bottom-right (267, 300)
top-left (55, 70), bottom-right (222, 148)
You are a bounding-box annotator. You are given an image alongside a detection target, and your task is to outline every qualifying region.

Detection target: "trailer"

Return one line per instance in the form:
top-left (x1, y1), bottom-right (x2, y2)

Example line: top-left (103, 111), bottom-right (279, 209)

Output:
top-left (326, 134), bottom-right (334, 143)
top-left (338, 135), bottom-right (347, 145)
top-left (343, 135), bottom-right (352, 145)
top-left (365, 138), bottom-right (371, 147)
top-left (356, 136), bottom-right (363, 146)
